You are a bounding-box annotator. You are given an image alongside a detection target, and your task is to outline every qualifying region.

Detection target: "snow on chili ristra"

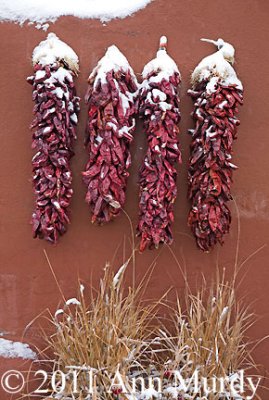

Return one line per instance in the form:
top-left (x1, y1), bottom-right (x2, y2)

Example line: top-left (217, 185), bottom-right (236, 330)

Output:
top-left (187, 38), bottom-right (243, 252)
top-left (82, 45), bottom-right (138, 224)
top-left (0, 0), bottom-right (153, 25)
top-left (137, 36), bottom-right (181, 251)
top-left (27, 33), bottom-right (80, 243)
top-left (32, 33), bottom-right (79, 72)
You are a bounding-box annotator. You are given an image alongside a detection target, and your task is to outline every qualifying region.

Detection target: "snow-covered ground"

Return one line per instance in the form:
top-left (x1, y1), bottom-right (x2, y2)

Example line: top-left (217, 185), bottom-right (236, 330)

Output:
top-left (0, 0), bottom-right (153, 28)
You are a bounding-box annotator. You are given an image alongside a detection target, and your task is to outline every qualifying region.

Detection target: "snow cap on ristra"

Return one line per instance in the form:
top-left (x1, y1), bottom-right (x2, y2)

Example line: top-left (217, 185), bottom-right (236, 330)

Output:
top-left (191, 38), bottom-right (243, 91)
top-left (89, 45), bottom-right (138, 87)
top-left (142, 36), bottom-right (180, 80)
top-left (32, 33), bottom-right (79, 73)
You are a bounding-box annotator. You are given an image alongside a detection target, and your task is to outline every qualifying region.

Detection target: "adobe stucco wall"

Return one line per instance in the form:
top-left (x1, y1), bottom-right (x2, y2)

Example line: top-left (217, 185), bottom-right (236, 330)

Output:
top-left (0, 0), bottom-right (268, 397)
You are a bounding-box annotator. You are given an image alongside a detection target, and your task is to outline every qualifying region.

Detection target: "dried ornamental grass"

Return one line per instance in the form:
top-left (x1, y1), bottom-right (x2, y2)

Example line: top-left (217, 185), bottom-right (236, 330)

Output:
top-left (28, 244), bottom-right (266, 400)
top-left (41, 260), bottom-right (158, 399)
top-left (158, 270), bottom-right (263, 400)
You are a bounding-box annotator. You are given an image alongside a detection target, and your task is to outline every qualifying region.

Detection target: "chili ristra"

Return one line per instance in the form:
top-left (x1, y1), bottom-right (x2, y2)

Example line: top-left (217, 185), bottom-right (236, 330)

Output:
top-left (187, 38), bottom-right (243, 251)
top-left (137, 36), bottom-right (181, 251)
top-left (83, 46), bottom-right (138, 224)
top-left (27, 33), bottom-right (80, 243)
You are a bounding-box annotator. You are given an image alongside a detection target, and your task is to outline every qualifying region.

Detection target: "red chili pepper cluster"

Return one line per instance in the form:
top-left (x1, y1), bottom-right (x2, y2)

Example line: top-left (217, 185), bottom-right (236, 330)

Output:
top-left (163, 370), bottom-right (174, 379)
top-left (111, 387), bottom-right (123, 396)
top-left (137, 38), bottom-right (181, 251)
top-left (83, 46), bottom-right (138, 224)
top-left (188, 80), bottom-right (243, 251)
top-left (28, 62), bottom-right (80, 243)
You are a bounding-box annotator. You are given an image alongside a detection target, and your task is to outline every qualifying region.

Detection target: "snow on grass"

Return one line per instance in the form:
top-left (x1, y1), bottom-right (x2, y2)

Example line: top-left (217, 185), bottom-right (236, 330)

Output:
top-left (65, 297), bottom-right (81, 306)
top-left (0, 0), bottom-right (153, 25)
top-left (0, 338), bottom-right (37, 360)
top-left (140, 388), bottom-right (160, 400)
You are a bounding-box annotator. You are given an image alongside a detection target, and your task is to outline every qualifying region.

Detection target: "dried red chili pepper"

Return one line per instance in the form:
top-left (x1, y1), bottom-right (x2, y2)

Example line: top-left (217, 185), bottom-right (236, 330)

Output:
top-left (187, 38), bottom-right (243, 251)
top-left (82, 46), bottom-right (138, 223)
top-left (27, 33), bottom-right (80, 243)
top-left (137, 36), bottom-right (181, 251)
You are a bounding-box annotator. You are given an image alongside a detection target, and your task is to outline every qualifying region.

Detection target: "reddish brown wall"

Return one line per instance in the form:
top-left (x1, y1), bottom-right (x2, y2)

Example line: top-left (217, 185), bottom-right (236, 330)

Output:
top-left (0, 0), bottom-right (269, 396)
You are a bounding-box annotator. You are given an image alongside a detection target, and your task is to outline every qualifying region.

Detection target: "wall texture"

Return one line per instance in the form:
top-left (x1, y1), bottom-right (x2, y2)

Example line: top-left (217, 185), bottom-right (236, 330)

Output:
top-left (0, 0), bottom-right (268, 397)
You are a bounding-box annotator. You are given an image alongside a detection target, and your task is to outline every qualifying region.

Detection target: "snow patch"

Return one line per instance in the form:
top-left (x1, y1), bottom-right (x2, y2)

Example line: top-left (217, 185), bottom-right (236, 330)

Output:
top-left (0, 0), bottom-right (153, 25)
top-left (206, 126), bottom-right (217, 139)
top-left (49, 68), bottom-right (73, 85)
top-left (35, 70), bottom-right (46, 80)
top-left (35, 22), bottom-right (50, 31)
top-left (140, 37), bottom-right (180, 118)
top-left (140, 388), bottom-right (160, 400)
top-left (119, 92), bottom-right (131, 116)
top-left (66, 298), bottom-right (81, 306)
top-left (89, 45), bottom-right (137, 87)
top-left (52, 87), bottom-right (64, 99)
top-left (159, 102), bottom-right (172, 111)
top-left (163, 387), bottom-right (178, 399)
top-left (43, 126), bottom-right (51, 134)
top-left (118, 119), bottom-right (135, 139)
top-left (142, 40), bottom-right (179, 81)
top-left (0, 338), bottom-right (37, 360)
top-left (191, 38), bottom-right (243, 91)
top-left (55, 308), bottom-right (64, 318)
top-left (88, 45), bottom-right (137, 117)
top-left (70, 113), bottom-right (78, 124)
top-left (152, 88), bottom-right (167, 101)
top-left (218, 100), bottom-right (228, 109)
top-left (32, 33), bottom-right (79, 72)
top-left (206, 76), bottom-right (219, 94)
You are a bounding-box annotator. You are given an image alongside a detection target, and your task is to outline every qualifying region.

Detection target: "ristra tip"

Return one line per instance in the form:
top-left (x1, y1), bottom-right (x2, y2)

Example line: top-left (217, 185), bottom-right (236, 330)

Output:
top-left (201, 38), bottom-right (225, 49)
top-left (159, 35), bottom-right (167, 50)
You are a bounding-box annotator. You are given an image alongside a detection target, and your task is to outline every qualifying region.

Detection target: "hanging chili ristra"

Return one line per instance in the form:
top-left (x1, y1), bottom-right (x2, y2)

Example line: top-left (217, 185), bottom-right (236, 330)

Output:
top-left (27, 33), bottom-right (80, 243)
top-left (82, 46), bottom-right (138, 224)
top-left (137, 36), bottom-right (181, 251)
top-left (188, 38), bottom-right (243, 251)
